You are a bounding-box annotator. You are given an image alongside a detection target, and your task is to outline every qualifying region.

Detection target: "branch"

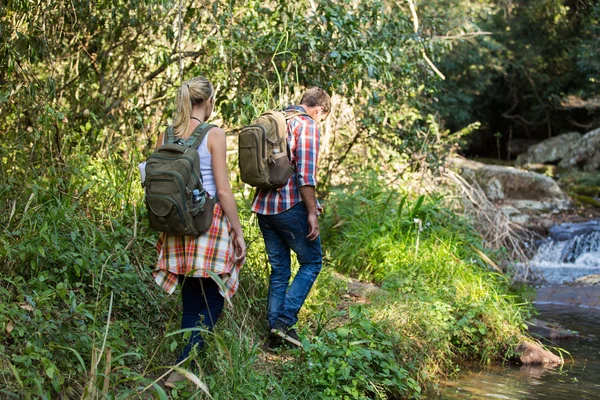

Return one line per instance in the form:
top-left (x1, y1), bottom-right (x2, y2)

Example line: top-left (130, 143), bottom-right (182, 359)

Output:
top-left (104, 51), bottom-right (204, 114)
top-left (566, 117), bottom-right (596, 130)
top-left (406, 0), bottom-right (446, 80)
top-left (434, 32), bottom-right (493, 40)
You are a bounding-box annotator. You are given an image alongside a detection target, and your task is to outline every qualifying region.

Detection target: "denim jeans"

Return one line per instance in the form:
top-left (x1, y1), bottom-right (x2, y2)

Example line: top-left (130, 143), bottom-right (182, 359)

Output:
top-left (258, 202), bottom-right (323, 328)
top-left (177, 276), bottom-right (224, 363)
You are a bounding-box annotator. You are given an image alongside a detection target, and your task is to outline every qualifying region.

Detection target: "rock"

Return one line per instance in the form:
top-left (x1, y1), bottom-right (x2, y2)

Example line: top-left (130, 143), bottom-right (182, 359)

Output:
top-left (520, 163), bottom-right (557, 176)
top-left (510, 213), bottom-right (532, 225)
top-left (575, 274), bottom-right (600, 286)
top-left (450, 158), bottom-right (572, 213)
top-left (548, 220), bottom-right (600, 241)
top-left (525, 319), bottom-right (578, 340)
top-left (516, 132), bottom-right (582, 165)
top-left (558, 127), bottom-right (600, 171)
top-left (514, 341), bottom-right (562, 365)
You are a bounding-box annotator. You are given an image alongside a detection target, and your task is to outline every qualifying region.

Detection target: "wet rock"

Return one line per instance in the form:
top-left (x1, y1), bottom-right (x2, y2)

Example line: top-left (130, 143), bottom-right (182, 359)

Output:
top-left (526, 319), bottom-right (578, 340)
top-left (558, 127), bottom-right (600, 171)
top-left (548, 220), bottom-right (600, 241)
top-left (451, 158), bottom-right (571, 214)
top-left (575, 274), bottom-right (600, 286)
top-left (516, 132), bottom-right (582, 165)
top-left (514, 341), bottom-right (562, 365)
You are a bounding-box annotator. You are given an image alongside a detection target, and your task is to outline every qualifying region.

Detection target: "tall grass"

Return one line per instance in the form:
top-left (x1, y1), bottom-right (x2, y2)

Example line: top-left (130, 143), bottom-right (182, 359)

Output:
top-left (321, 173), bottom-right (530, 371)
top-left (0, 146), bottom-right (531, 399)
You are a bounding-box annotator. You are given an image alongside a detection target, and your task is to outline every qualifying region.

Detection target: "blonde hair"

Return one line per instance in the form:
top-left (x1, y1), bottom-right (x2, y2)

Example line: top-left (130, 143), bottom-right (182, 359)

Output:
top-left (172, 76), bottom-right (214, 138)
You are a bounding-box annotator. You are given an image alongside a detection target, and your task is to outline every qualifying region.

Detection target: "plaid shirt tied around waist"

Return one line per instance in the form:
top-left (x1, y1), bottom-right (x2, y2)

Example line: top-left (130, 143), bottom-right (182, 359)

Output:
top-left (251, 105), bottom-right (322, 215)
top-left (153, 202), bottom-right (243, 301)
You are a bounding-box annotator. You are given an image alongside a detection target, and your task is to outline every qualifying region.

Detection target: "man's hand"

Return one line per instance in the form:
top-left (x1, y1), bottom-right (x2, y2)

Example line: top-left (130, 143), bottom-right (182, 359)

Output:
top-left (307, 212), bottom-right (319, 241)
top-left (299, 185), bottom-right (320, 241)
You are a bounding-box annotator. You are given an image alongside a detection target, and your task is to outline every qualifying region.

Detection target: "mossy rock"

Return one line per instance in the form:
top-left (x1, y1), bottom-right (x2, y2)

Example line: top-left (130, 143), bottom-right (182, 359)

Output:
top-left (569, 193), bottom-right (600, 207)
top-left (571, 185), bottom-right (600, 197)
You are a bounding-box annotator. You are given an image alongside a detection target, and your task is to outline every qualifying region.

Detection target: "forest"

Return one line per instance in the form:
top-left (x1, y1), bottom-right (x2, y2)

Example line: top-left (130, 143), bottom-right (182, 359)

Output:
top-left (1, 0), bottom-right (598, 398)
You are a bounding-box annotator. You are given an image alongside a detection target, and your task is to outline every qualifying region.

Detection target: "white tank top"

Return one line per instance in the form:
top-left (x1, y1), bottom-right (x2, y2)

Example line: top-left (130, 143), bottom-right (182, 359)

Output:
top-left (197, 132), bottom-right (216, 198)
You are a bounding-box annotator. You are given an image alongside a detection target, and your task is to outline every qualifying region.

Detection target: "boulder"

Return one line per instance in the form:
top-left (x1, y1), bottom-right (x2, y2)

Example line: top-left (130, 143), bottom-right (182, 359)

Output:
top-left (558, 127), bottom-right (600, 171)
top-left (516, 132), bottom-right (582, 165)
top-left (451, 158), bottom-right (571, 213)
top-left (514, 341), bottom-right (563, 365)
top-left (575, 274), bottom-right (600, 286)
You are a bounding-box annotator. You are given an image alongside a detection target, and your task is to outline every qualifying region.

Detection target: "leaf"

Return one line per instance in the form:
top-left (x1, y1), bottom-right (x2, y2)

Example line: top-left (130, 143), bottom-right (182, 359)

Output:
top-left (19, 303), bottom-right (33, 311)
top-left (368, 64), bottom-right (375, 78)
top-left (6, 320), bottom-right (14, 334)
top-left (49, 345), bottom-right (87, 375)
top-left (410, 195), bottom-right (425, 219)
top-left (151, 382), bottom-right (169, 400)
top-left (170, 366), bottom-right (212, 399)
top-left (332, 219), bottom-right (346, 229)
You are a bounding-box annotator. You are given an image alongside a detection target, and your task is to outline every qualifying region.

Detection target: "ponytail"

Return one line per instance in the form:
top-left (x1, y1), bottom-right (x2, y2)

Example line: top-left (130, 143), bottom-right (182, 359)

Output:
top-left (173, 85), bottom-right (192, 138)
top-left (172, 77), bottom-right (214, 138)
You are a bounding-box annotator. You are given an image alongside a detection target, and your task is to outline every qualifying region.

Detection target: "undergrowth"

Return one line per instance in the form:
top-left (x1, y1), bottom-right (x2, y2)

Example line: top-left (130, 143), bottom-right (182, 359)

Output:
top-left (0, 163), bottom-right (531, 398)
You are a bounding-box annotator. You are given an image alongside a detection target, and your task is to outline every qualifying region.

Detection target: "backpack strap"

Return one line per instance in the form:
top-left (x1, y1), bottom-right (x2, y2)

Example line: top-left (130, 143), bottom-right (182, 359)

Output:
top-left (284, 110), bottom-right (309, 121)
top-left (186, 123), bottom-right (219, 203)
top-left (165, 123), bottom-right (217, 147)
top-left (165, 126), bottom-right (175, 144)
top-left (187, 123), bottom-right (217, 150)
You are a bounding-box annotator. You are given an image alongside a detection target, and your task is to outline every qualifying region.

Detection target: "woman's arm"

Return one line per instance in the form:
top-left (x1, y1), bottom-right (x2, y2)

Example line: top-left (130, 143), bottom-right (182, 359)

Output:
top-left (209, 127), bottom-right (246, 262)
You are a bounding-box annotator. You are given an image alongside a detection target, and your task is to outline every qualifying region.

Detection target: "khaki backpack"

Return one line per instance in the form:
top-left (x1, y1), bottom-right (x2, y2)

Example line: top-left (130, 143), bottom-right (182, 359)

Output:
top-left (238, 110), bottom-right (308, 189)
top-left (143, 123), bottom-right (216, 236)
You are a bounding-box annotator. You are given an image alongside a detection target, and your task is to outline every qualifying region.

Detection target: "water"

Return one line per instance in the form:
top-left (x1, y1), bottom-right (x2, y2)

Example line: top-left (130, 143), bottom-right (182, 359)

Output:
top-left (527, 221), bottom-right (600, 284)
top-left (438, 305), bottom-right (600, 399)
top-left (437, 221), bottom-right (600, 399)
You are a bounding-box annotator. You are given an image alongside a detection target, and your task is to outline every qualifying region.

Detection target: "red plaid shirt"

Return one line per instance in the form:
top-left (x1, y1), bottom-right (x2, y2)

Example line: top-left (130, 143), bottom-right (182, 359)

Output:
top-left (251, 105), bottom-right (322, 215)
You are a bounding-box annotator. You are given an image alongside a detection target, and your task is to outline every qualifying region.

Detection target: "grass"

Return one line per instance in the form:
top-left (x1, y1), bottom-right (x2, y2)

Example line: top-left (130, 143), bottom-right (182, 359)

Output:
top-left (0, 151), bottom-right (532, 398)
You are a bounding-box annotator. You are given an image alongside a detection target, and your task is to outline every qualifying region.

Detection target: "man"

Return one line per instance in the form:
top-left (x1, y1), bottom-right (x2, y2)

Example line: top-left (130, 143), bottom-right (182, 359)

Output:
top-left (252, 87), bottom-right (331, 348)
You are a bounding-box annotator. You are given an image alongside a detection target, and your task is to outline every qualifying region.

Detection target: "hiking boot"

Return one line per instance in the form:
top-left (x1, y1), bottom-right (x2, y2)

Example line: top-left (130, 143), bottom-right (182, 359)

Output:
top-left (261, 331), bottom-right (283, 352)
top-left (270, 323), bottom-right (302, 348)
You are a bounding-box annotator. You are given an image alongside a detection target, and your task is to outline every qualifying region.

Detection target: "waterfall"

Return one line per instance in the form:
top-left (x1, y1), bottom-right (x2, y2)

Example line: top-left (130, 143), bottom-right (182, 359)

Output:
top-left (529, 221), bottom-right (600, 284)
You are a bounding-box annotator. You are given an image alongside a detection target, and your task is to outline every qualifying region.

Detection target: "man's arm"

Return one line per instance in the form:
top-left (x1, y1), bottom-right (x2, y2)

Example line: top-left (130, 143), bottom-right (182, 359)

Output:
top-left (300, 185), bottom-right (319, 240)
top-left (294, 118), bottom-right (320, 241)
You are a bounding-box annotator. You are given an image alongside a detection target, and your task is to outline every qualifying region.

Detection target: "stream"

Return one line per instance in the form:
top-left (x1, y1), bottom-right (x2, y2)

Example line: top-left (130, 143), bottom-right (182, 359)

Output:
top-left (438, 221), bottom-right (600, 399)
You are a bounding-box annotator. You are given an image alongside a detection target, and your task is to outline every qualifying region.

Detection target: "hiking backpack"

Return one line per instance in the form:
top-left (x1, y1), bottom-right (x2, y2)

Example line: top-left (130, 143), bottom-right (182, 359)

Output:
top-left (143, 123), bottom-right (216, 236)
top-left (238, 110), bottom-right (308, 189)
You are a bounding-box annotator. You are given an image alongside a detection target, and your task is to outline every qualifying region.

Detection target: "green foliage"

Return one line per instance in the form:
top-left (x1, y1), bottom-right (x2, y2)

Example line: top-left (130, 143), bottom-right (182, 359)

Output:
top-left (431, 0), bottom-right (599, 157)
top-left (0, 0), bottom-right (534, 397)
top-left (286, 306), bottom-right (419, 399)
top-left (322, 172), bottom-right (528, 367)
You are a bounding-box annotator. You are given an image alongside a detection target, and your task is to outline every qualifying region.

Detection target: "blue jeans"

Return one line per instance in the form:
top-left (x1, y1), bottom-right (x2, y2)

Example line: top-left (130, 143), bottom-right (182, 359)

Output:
top-left (258, 202), bottom-right (323, 328)
top-left (177, 276), bottom-right (224, 363)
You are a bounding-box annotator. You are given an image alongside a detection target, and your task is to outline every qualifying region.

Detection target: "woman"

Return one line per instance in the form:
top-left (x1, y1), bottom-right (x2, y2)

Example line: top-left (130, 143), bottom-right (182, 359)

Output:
top-left (151, 76), bottom-right (246, 387)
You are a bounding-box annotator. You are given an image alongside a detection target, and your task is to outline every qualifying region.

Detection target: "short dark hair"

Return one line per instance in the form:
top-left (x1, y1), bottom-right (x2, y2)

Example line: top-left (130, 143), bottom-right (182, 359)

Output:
top-left (300, 87), bottom-right (331, 114)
